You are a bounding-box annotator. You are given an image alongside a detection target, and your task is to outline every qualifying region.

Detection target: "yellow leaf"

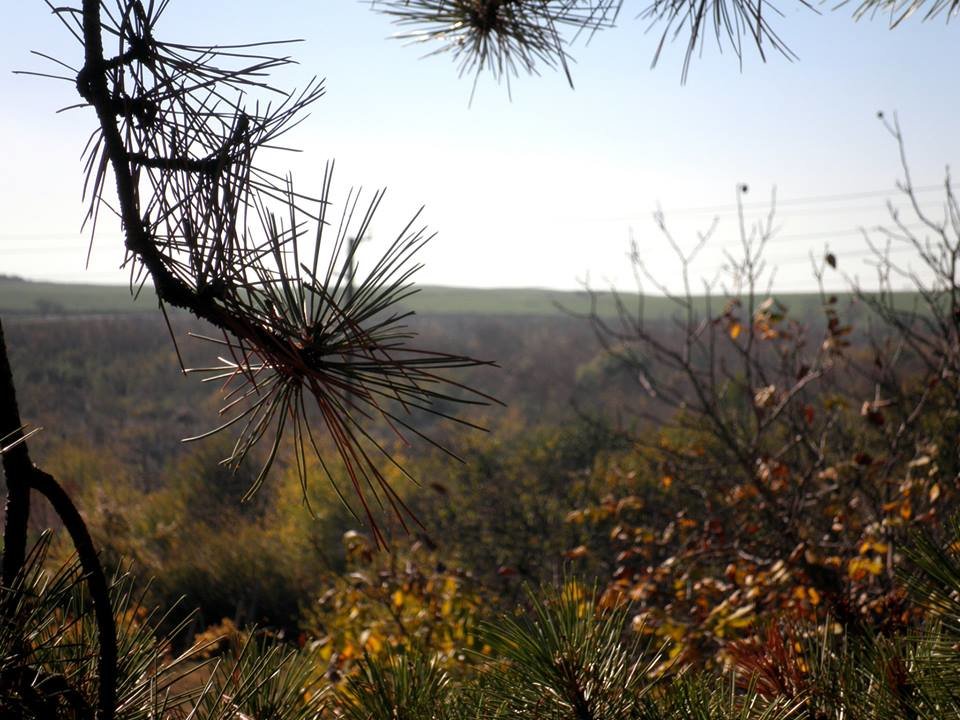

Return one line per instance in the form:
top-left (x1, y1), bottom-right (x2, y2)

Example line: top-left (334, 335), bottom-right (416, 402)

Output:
top-left (848, 556), bottom-right (884, 580)
top-left (392, 589), bottom-right (404, 608)
top-left (365, 632), bottom-right (383, 654)
top-left (661, 620), bottom-right (688, 642)
top-left (713, 603), bottom-right (756, 638)
top-left (729, 322), bottom-right (742, 339)
top-left (859, 540), bottom-right (889, 556)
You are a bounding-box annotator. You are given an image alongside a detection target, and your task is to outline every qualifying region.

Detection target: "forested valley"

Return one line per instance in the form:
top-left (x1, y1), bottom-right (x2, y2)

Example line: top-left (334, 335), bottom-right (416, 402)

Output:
top-left (6, 267), bottom-right (960, 717)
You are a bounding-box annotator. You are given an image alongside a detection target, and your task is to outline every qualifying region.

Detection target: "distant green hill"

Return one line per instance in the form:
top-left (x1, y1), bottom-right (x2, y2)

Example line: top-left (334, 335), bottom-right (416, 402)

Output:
top-left (0, 276), bottom-right (890, 320)
top-left (0, 278), bottom-right (156, 315)
top-left (402, 286), bottom-right (836, 319)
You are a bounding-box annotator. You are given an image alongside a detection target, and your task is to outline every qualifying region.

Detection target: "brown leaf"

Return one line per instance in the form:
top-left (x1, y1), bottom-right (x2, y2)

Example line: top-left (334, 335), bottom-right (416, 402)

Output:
top-left (616, 496), bottom-right (645, 513)
top-left (563, 545), bottom-right (590, 560)
top-left (754, 385), bottom-right (777, 409)
top-left (863, 408), bottom-right (885, 426)
top-left (818, 467), bottom-right (839, 482)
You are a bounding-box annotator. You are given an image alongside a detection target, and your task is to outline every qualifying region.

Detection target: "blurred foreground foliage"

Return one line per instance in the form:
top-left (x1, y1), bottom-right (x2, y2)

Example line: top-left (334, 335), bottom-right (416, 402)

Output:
top-left (10, 532), bottom-right (960, 719)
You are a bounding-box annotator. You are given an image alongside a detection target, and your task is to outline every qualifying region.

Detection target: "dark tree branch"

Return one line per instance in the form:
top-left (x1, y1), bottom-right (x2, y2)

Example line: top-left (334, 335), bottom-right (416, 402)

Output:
top-left (0, 318), bottom-right (117, 720)
top-left (28, 467), bottom-right (117, 720)
top-left (0, 320), bottom-right (31, 590)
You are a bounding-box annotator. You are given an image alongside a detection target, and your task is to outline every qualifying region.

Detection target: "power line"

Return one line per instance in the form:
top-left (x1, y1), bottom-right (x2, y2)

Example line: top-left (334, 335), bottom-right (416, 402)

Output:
top-left (630, 223), bottom-right (931, 258)
top-left (657, 184), bottom-right (947, 216)
top-left (760, 202), bottom-right (943, 218)
top-left (689, 244), bottom-right (924, 279)
top-left (754, 222), bottom-right (926, 245)
top-left (0, 233), bottom-right (122, 240)
top-left (569, 184), bottom-right (949, 223)
top-left (2, 220), bottom-right (941, 256)
top-left (3, 247), bottom-right (88, 254)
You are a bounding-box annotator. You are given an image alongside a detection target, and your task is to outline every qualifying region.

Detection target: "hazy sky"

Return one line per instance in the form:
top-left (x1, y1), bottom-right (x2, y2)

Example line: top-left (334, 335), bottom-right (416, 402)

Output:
top-left (1, 1), bottom-right (958, 293)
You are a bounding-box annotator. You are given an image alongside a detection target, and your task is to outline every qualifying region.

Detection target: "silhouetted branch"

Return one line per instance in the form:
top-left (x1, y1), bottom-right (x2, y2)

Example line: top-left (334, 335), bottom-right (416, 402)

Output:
top-left (0, 319), bottom-right (117, 720)
top-left (374, 0), bottom-right (621, 96)
top-left (28, 468), bottom-right (117, 720)
top-left (374, 0), bottom-right (808, 87)
top-left (62, 0), bottom-right (499, 538)
top-left (0, 321), bottom-right (31, 590)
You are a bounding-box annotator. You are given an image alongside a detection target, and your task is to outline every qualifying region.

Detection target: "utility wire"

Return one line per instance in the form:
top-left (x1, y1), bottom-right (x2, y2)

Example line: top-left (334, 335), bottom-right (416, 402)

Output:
top-left (654, 184), bottom-right (947, 216)
top-left (1, 222), bottom-right (939, 255)
top-left (569, 184), bottom-right (948, 223)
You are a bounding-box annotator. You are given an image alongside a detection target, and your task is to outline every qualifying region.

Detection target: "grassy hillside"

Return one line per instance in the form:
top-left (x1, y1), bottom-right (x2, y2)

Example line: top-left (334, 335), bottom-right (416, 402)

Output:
top-left (401, 285), bottom-right (846, 319)
top-left (0, 277), bottom-right (157, 315)
top-left (0, 276), bottom-right (881, 319)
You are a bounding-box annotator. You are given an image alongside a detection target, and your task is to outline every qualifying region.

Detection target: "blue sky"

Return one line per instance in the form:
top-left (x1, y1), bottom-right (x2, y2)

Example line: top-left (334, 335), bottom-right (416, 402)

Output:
top-left (1, 1), bottom-right (958, 292)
